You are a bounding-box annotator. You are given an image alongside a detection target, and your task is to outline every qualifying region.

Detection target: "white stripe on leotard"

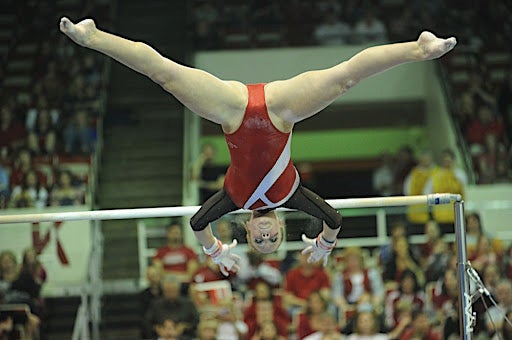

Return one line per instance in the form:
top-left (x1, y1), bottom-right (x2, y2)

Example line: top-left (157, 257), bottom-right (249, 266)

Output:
top-left (243, 133), bottom-right (299, 210)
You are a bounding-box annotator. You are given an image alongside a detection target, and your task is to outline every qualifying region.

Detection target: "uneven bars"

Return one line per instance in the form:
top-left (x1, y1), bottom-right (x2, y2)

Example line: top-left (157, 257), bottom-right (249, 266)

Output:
top-left (0, 193), bottom-right (461, 224)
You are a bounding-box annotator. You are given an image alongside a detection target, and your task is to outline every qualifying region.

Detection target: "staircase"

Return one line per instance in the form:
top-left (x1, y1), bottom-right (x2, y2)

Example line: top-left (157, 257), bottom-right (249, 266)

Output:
top-left (43, 296), bottom-right (81, 340)
top-left (98, 0), bottom-right (187, 278)
top-left (95, 0), bottom-right (188, 337)
top-left (96, 0), bottom-right (186, 339)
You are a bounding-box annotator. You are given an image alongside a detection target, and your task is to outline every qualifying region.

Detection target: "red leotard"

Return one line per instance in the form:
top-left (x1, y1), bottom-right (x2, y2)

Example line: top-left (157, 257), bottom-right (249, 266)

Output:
top-left (223, 83), bottom-right (299, 210)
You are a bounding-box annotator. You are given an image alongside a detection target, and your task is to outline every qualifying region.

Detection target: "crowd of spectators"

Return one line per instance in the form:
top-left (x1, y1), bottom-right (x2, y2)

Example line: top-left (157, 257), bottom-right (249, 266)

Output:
top-left (138, 213), bottom-right (512, 340)
top-left (188, 0), bottom-right (510, 51)
top-left (451, 59), bottom-right (512, 184)
top-left (0, 2), bottom-right (110, 210)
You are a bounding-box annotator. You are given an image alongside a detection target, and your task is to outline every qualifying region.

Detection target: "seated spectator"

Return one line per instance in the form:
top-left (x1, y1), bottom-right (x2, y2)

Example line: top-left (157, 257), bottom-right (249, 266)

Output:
top-left (10, 248), bottom-right (47, 317)
top-left (344, 293), bottom-right (412, 338)
top-left (153, 316), bottom-right (180, 340)
top-left (302, 311), bottom-right (342, 340)
top-left (393, 146), bottom-right (417, 196)
top-left (9, 170), bottom-right (49, 209)
top-left (497, 69), bottom-right (512, 133)
top-left (482, 264), bottom-right (502, 299)
top-left (25, 94), bottom-right (60, 133)
top-left (503, 244), bottom-right (512, 282)
top-left (191, 143), bottom-right (226, 204)
top-left (139, 265), bottom-right (162, 336)
top-left (26, 129), bottom-right (59, 164)
top-left (9, 149), bottom-right (46, 189)
top-left (152, 221), bottom-right (199, 285)
top-left (382, 236), bottom-right (424, 287)
top-left (143, 275), bottom-right (199, 339)
top-left (196, 319), bottom-right (218, 340)
top-left (430, 269), bottom-right (458, 322)
top-left (399, 309), bottom-right (441, 340)
top-left (484, 279), bottom-right (512, 336)
top-left (0, 106), bottom-right (27, 162)
top-left (0, 163), bottom-right (10, 209)
top-left (384, 270), bottom-right (426, 331)
top-left (352, 10), bottom-right (387, 44)
top-left (346, 311), bottom-right (389, 340)
top-left (297, 290), bottom-right (332, 339)
top-left (419, 220), bottom-right (451, 283)
top-left (465, 212), bottom-right (504, 261)
top-left (456, 92), bottom-right (476, 131)
top-left (470, 235), bottom-right (499, 274)
top-left (493, 309), bottom-right (512, 340)
top-left (313, 12), bottom-right (352, 45)
top-left (475, 133), bottom-right (504, 184)
top-left (331, 247), bottom-right (384, 313)
top-left (243, 281), bottom-right (290, 339)
top-left (215, 302), bottom-right (248, 339)
top-left (283, 252), bottom-right (331, 315)
top-left (465, 104), bottom-right (505, 155)
top-left (379, 221), bottom-right (407, 266)
top-left (64, 109), bottom-right (93, 155)
top-left (372, 151), bottom-right (395, 197)
top-left (250, 320), bottom-right (286, 340)
top-left (49, 169), bottom-right (84, 206)
top-left (0, 251), bottom-right (18, 294)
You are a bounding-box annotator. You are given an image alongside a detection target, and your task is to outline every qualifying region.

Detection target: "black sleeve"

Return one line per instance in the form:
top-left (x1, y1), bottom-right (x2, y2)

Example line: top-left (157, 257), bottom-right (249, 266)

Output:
top-left (282, 184), bottom-right (342, 230)
top-left (190, 189), bottom-right (238, 231)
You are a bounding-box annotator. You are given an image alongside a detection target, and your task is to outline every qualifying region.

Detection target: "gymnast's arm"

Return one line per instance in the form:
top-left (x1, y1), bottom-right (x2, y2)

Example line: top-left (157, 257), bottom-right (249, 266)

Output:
top-left (59, 17), bottom-right (247, 125)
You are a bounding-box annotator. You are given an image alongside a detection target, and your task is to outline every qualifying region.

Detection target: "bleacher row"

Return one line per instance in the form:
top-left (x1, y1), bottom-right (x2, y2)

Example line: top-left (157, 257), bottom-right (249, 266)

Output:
top-left (0, 1), bottom-right (113, 210)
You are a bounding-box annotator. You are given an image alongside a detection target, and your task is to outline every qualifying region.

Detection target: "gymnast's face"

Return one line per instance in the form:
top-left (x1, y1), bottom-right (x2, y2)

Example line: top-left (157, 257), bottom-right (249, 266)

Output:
top-left (245, 210), bottom-right (283, 254)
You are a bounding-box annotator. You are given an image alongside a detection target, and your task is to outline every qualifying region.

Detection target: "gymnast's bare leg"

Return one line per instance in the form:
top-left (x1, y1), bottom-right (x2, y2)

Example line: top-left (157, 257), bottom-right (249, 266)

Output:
top-left (59, 17), bottom-right (455, 134)
top-left (264, 32), bottom-right (456, 125)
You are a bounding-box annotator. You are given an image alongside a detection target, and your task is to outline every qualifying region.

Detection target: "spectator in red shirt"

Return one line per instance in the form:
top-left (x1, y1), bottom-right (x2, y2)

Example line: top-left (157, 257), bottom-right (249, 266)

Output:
top-left (384, 269), bottom-right (426, 330)
top-left (283, 252), bottom-right (331, 315)
top-left (244, 281), bottom-right (290, 339)
top-left (153, 221), bottom-right (199, 285)
top-left (297, 290), bottom-right (334, 339)
top-left (465, 104), bottom-right (505, 150)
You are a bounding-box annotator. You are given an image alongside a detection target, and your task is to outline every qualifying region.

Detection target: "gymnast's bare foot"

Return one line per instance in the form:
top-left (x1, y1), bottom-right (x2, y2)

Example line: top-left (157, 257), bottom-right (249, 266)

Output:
top-left (417, 31), bottom-right (457, 60)
top-left (59, 17), bottom-right (97, 47)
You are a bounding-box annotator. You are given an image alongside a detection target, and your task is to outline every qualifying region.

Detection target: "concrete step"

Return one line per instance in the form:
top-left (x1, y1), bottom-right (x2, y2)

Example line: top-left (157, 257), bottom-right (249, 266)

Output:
top-left (101, 145), bottom-right (181, 162)
top-left (98, 177), bottom-right (181, 195)
top-left (100, 162), bottom-right (181, 181)
top-left (97, 192), bottom-right (182, 209)
top-left (104, 127), bottom-right (183, 144)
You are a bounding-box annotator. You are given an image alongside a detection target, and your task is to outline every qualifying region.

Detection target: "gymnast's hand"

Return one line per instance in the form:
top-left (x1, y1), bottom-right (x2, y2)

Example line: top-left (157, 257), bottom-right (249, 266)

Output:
top-left (59, 17), bottom-right (97, 47)
top-left (202, 238), bottom-right (241, 276)
top-left (301, 233), bottom-right (337, 267)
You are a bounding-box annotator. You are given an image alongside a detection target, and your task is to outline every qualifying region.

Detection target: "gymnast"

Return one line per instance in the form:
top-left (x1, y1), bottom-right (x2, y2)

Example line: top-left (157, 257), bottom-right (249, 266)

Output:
top-left (60, 17), bottom-right (456, 275)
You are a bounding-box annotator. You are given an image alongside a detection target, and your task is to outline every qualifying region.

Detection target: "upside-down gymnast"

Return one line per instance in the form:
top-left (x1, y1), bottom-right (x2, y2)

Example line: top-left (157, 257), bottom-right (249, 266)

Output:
top-left (60, 17), bottom-right (456, 275)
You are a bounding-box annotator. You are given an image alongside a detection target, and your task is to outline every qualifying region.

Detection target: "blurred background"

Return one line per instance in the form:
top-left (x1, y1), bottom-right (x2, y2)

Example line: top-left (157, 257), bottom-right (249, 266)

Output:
top-left (0, 0), bottom-right (511, 339)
